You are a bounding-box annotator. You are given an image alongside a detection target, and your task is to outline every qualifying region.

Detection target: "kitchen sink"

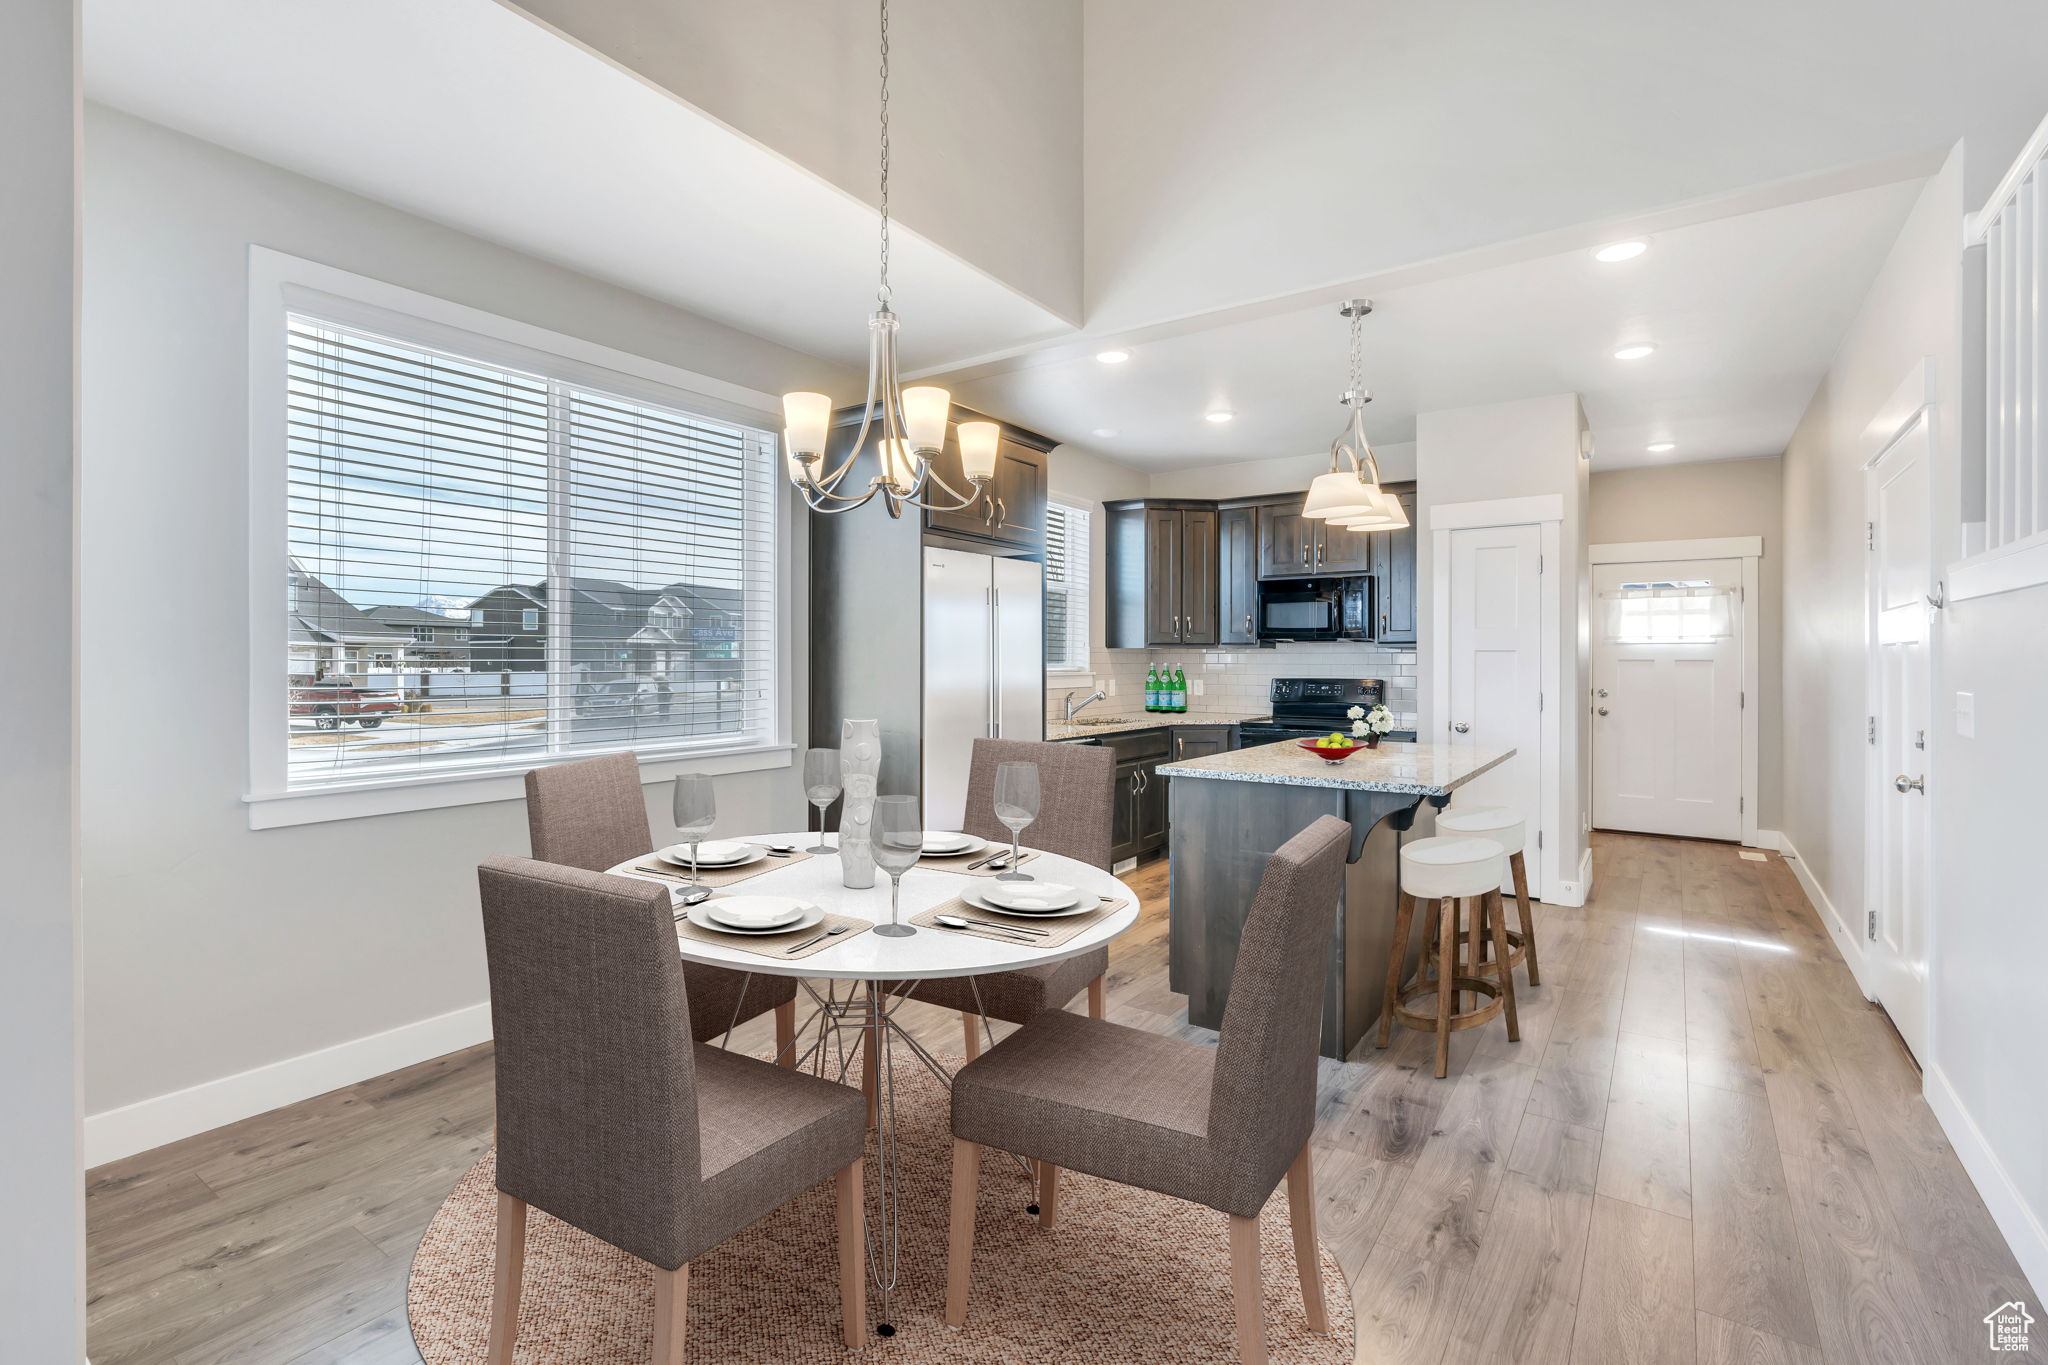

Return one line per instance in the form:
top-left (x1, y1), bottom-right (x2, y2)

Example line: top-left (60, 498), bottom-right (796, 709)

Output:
top-left (1069, 716), bottom-right (1134, 726)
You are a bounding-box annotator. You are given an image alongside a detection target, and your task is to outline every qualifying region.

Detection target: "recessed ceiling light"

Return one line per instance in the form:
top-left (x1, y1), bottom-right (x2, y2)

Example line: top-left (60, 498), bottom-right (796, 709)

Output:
top-left (1095, 349), bottom-right (1131, 364)
top-left (1647, 441), bottom-right (1676, 453)
top-left (1092, 428), bottom-right (1120, 438)
top-left (1595, 239), bottom-right (1649, 263)
top-left (1204, 410), bottom-right (1236, 424)
top-left (1613, 343), bottom-right (1657, 361)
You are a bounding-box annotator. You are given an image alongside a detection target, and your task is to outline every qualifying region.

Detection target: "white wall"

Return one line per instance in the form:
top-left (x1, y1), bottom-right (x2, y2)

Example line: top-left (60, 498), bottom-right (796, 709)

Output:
top-left (1, 3), bottom-right (85, 1355)
top-left (1781, 144), bottom-right (2048, 1292)
top-left (80, 106), bottom-right (851, 1161)
top-left (508, 0), bottom-right (1083, 323)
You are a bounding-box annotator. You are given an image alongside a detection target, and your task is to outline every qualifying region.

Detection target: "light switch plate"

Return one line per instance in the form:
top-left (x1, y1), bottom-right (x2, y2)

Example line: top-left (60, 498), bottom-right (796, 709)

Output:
top-left (1190, 679), bottom-right (1205, 696)
top-left (1102, 678), bottom-right (1115, 697)
top-left (1955, 691), bottom-right (1975, 738)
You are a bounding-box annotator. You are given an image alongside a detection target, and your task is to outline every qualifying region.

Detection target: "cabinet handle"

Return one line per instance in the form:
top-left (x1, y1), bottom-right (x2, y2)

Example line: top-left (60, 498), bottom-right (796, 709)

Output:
top-left (1381, 613), bottom-right (1388, 632)
top-left (1301, 545), bottom-right (1310, 567)
top-left (1244, 613), bottom-right (1254, 634)
top-left (995, 496), bottom-right (1008, 527)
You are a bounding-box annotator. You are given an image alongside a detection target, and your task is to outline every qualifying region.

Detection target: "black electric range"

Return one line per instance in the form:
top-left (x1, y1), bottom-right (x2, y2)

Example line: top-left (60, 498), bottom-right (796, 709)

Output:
top-left (1237, 677), bottom-right (1416, 746)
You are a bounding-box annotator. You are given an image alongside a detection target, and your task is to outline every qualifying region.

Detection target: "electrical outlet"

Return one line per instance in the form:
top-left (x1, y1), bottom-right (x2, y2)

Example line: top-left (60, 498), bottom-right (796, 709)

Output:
top-left (1190, 679), bottom-right (1205, 696)
top-left (1955, 691), bottom-right (1975, 738)
top-left (1102, 678), bottom-right (1115, 697)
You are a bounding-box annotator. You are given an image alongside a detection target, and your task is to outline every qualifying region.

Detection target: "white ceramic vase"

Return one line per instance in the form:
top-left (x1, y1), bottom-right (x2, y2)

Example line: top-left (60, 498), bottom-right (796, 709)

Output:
top-left (838, 719), bottom-right (881, 889)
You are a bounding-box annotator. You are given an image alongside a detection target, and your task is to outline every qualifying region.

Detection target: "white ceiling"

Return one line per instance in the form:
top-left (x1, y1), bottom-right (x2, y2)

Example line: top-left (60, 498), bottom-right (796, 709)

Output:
top-left (82, 0), bottom-right (1073, 372)
top-left (940, 179), bottom-right (1925, 471)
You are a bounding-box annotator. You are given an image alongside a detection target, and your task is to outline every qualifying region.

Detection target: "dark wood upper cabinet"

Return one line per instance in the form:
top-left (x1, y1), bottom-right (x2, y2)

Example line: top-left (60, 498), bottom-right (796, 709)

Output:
top-left (1258, 504), bottom-right (1315, 578)
top-left (1217, 504), bottom-right (1258, 644)
top-left (1315, 518), bottom-right (1374, 575)
top-left (1369, 485), bottom-right (1418, 644)
top-left (1178, 507), bottom-right (1219, 645)
top-left (1105, 499), bottom-right (1219, 648)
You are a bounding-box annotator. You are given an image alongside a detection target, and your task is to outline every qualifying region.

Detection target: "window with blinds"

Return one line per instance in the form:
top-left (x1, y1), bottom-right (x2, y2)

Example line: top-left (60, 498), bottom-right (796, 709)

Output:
top-left (285, 314), bottom-right (779, 792)
top-left (1044, 500), bottom-right (1091, 671)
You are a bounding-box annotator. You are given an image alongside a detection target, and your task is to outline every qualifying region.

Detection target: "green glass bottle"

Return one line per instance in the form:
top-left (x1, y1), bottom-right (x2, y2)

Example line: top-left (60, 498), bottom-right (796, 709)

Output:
top-left (1144, 664), bottom-right (1159, 712)
top-left (1172, 665), bottom-right (1188, 713)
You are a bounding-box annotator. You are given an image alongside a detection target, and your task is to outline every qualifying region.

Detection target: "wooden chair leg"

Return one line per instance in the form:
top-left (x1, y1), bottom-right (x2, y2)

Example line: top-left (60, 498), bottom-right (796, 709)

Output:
top-left (1486, 890), bottom-right (1520, 1042)
top-left (1285, 1146), bottom-right (1329, 1334)
top-left (836, 1158), bottom-right (866, 1347)
top-left (1377, 892), bottom-right (1417, 1048)
top-left (1037, 1162), bottom-right (1061, 1229)
top-left (651, 1264), bottom-right (689, 1365)
top-left (1227, 1212), bottom-right (1268, 1365)
top-left (961, 1010), bottom-right (982, 1060)
top-left (1434, 897), bottom-right (1456, 1078)
top-left (1087, 974), bottom-right (1107, 1019)
top-left (862, 988), bottom-right (880, 1128)
top-left (774, 999), bottom-right (797, 1068)
top-left (1509, 850), bottom-right (1540, 985)
top-left (486, 1193), bottom-right (526, 1365)
top-left (944, 1138), bottom-right (982, 1328)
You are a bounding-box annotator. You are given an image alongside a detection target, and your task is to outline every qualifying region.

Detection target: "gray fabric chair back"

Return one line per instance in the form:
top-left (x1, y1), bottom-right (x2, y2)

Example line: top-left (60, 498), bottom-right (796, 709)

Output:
top-left (961, 738), bottom-right (1115, 871)
top-left (479, 855), bottom-right (700, 1269)
top-left (525, 753), bottom-right (651, 872)
top-left (1205, 815), bottom-right (1349, 1212)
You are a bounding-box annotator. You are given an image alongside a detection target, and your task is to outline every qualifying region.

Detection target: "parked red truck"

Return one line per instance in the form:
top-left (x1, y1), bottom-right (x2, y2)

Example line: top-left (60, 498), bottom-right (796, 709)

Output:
top-left (289, 674), bottom-right (403, 730)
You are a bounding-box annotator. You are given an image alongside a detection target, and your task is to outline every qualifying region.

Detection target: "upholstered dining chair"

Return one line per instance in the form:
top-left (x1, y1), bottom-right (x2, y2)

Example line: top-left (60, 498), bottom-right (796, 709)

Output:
top-left (478, 856), bottom-right (868, 1363)
top-left (525, 754), bottom-right (799, 1062)
top-left (943, 815), bottom-right (1349, 1365)
top-left (901, 738), bottom-right (1118, 1056)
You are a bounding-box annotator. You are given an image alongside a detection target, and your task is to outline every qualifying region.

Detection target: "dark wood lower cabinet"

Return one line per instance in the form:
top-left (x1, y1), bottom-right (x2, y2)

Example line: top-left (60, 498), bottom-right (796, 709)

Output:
top-left (1097, 725), bottom-right (1238, 864)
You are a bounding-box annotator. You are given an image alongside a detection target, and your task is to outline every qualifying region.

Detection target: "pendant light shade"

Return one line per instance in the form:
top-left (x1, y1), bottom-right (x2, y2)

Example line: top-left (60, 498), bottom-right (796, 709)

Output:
top-left (1328, 489), bottom-right (1409, 531)
top-left (1303, 298), bottom-right (1404, 533)
top-left (1302, 470), bottom-right (1383, 520)
top-left (957, 420), bottom-right (1001, 481)
top-left (783, 391), bottom-right (832, 457)
top-left (900, 385), bottom-right (952, 453)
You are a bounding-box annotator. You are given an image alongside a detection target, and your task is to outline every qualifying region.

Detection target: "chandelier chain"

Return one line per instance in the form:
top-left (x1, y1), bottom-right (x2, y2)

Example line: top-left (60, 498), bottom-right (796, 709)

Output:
top-left (877, 0), bottom-right (892, 305)
top-left (1347, 305), bottom-right (1365, 404)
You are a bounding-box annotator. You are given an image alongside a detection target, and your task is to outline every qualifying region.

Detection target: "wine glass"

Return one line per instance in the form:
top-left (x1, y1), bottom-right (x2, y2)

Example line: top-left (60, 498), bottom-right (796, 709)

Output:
top-left (803, 747), bottom-right (842, 853)
top-left (672, 773), bottom-right (716, 890)
top-left (992, 762), bottom-right (1040, 883)
top-left (871, 795), bottom-right (923, 938)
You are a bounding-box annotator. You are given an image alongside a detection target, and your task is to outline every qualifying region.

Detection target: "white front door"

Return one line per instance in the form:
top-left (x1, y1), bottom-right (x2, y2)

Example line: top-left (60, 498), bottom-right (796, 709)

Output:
top-left (1446, 523), bottom-right (1544, 876)
top-left (1592, 558), bottom-right (1744, 840)
top-left (1867, 411), bottom-right (1933, 1059)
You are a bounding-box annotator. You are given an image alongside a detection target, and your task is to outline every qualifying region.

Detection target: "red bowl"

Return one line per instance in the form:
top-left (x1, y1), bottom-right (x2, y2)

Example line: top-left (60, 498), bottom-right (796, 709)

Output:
top-left (1296, 737), bottom-right (1366, 762)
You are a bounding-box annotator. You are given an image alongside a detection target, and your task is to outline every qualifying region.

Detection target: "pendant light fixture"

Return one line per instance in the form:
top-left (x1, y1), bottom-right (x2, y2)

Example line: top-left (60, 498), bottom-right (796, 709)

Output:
top-left (1301, 300), bottom-right (1408, 532)
top-left (778, 0), bottom-right (995, 518)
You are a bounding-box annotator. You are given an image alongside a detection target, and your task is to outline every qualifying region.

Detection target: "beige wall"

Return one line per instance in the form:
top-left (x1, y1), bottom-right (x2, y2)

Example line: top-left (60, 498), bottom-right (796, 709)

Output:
top-left (1589, 456), bottom-right (1784, 829)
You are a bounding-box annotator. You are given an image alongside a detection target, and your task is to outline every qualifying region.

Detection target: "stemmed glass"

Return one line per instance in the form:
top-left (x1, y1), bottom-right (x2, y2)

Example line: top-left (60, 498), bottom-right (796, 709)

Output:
top-left (803, 748), bottom-right (842, 853)
top-left (992, 762), bottom-right (1040, 883)
top-left (870, 795), bottom-right (923, 938)
top-left (672, 773), bottom-right (716, 891)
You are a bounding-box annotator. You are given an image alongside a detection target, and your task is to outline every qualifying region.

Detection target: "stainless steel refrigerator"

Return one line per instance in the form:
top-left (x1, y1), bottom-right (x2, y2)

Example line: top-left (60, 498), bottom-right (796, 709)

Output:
top-left (921, 547), bottom-right (1044, 829)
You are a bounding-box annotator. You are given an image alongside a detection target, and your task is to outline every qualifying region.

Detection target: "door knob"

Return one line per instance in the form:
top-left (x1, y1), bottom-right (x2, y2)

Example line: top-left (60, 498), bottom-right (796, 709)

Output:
top-left (1453, 722), bottom-right (1470, 733)
top-left (1894, 774), bottom-right (1925, 794)
top-left (1597, 706), bottom-right (1609, 716)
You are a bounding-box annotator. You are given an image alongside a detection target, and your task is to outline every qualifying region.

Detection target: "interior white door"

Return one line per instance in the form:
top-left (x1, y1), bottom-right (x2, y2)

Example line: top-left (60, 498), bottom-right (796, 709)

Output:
top-left (1867, 412), bottom-right (1933, 1059)
top-left (1592, 558), bottom-right (1744, 839)
top-left (1446, 523), bottom-right (1543, 870)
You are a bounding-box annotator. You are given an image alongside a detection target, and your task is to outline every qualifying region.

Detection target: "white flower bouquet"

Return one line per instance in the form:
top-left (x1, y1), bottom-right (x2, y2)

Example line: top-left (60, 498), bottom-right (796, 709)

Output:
top-left (1348, 703), bottom-right (1394, 741)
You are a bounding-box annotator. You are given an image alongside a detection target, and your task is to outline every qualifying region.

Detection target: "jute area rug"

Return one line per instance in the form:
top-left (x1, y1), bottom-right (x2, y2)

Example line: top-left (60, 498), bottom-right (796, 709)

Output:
top-left (408, 1055), bottom-right (1355, 1363)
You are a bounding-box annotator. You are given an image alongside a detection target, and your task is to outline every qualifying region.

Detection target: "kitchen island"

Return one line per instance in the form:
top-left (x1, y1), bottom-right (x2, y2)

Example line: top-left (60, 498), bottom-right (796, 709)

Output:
top-left (1158, 740), bottom-right (1513, 1059)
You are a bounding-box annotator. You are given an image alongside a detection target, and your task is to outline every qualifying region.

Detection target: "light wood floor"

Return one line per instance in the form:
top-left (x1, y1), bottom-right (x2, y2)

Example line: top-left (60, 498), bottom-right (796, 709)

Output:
top-left (86, 833), bottom-right (2039, 1364)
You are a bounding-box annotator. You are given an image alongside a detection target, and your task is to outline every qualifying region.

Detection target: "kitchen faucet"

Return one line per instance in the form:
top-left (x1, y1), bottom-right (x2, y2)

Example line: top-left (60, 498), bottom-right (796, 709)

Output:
top-left (1064, 687), bottom-right (1109, 723)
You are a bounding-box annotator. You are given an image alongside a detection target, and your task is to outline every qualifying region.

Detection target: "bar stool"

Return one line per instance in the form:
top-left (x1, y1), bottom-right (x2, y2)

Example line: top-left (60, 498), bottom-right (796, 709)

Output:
top-left (1377, 835), bottom-right (1520, 1077)
top-left (1434, 805), bottom-right (1539, 987)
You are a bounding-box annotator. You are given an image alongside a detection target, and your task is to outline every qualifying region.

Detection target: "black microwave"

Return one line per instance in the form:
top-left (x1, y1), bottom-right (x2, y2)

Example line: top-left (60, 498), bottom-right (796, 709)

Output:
top-left (1256, 576), bottom-right (1376, 642)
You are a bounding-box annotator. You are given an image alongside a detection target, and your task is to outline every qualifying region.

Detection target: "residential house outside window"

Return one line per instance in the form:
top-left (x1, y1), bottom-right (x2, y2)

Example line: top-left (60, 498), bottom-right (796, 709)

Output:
top-left (1044, 499), bottom-right (1091, 672)
top-left (284, 313), bottom-right (780, 793)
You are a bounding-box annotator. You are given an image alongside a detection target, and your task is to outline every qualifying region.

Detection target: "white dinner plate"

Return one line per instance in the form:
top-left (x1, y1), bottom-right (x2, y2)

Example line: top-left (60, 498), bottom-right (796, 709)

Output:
top-left (684, 902), bottom-right (824, 937)
top-left (704, 894), bottom-right (809, 930)
top-left (980, 879), bottom-right (1086, 911)
top-left (961, 883), bottom-right (1104, 919)
top-left (920, 833), bottom-right (988, 857)
top-left (657, 841), bottom-right (765, 870)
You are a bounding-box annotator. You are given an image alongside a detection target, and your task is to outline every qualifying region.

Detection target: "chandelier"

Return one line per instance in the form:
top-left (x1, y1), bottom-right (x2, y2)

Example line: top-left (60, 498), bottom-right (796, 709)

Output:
top-left (1301, 300), bottom-right (1409, 532)
top-left (779, 0), bottom-right (994, 519)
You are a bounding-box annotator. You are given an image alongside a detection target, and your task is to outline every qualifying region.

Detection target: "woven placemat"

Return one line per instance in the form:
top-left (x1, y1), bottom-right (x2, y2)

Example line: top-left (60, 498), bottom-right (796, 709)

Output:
top-left (908, 893), bottom-right (1125, 948)
top-left (915, 847), bottom-right (1040, 877)
top-left (609, 845), bottom-right (814, 890)
top-left (675, 909), bottom-right (871, 961)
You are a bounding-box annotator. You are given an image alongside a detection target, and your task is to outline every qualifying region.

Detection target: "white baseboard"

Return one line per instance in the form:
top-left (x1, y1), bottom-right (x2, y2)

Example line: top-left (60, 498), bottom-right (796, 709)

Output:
top-left (1925, 1064), bottom-right (2048, 1304)
top-left (1777, 833), bottom-right (1875, 1001)
top-left (1747, 828), bottom-right (1785, 852)
top-left (85, 1001), bottom-right (492, 1168)
top-left (1547, 846), bottom-right (1593, 907)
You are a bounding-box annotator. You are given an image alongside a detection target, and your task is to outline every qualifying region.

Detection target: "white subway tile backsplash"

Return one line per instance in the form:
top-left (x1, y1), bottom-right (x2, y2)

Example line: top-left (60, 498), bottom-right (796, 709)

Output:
top-left (1044, 642), bottom-right (1423, 725)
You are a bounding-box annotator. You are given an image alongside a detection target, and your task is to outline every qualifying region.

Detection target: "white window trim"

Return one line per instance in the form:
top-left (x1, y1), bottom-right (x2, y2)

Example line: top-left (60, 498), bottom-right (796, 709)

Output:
top-left (245, 247), bottom-right (795, 829)
top-left (1044, 496), bottom-right (1093, 674)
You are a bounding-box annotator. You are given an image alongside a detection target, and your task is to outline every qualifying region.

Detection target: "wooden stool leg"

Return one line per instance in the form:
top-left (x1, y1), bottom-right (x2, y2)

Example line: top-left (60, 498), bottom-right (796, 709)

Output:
top-left (1486, 890), bottom-right (1520, 1041)
top-left (1509, 850), bottom-right (1539, 985)
top-left (1377, 892), bottom-right (1417, 1048)
top-left (1415, 899), bottom-right (1441, 986)
top-left (1434, 897), bottom-right (1456, 1078)
top-left (944, 1138), bottom-right (982, 1328)
top-left (836, 1158), bottom-right (866, 1346)
top-left (652, 1265), bottom-right (689, 1365)
top-left (1037, 1162), bottom-right (1061, 1229)
top-left (1228, 1212), bottom-right (1268, 1365)
top-left (487, 1194), bottom-right (526, 1365)
top-left (1285, 1146), bottom-right (1329, 1334)
top-left (1087, 975), bottom-right (1107, 1019)
top-left (961, 1010), bottom-right (982, 1060)
top-left (1464, 890), bottom-right (1484, 1013)
top-left (774, 999), bottom-right (797, 1068)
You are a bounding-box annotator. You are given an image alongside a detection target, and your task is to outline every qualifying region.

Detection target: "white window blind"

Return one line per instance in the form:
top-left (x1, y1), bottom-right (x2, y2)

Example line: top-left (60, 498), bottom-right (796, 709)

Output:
top-left (1044, 500), bottom-right (1091, 671)
top-left (285, 314), bottom-right (779, 792)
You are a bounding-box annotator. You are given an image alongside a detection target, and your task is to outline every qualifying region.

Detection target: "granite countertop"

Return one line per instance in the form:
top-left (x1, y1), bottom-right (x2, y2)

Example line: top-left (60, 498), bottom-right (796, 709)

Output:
top-left (1156, 739), bottom-right (1515, 795)
top-left (1044, 710), bottom-right (1266, 742)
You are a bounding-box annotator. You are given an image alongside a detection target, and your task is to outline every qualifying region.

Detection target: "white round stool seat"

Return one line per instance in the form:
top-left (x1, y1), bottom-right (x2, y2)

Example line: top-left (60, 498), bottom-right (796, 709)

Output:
top-left (1401, 835), bottom-right (1508, 901)
top-left (1435, 805), bottom-right (1526, 856)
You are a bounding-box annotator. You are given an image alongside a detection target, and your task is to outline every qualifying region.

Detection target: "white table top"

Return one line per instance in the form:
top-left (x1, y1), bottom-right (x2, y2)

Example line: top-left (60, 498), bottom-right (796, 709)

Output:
top-left (616, 833), bottom-right (1141, 982)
